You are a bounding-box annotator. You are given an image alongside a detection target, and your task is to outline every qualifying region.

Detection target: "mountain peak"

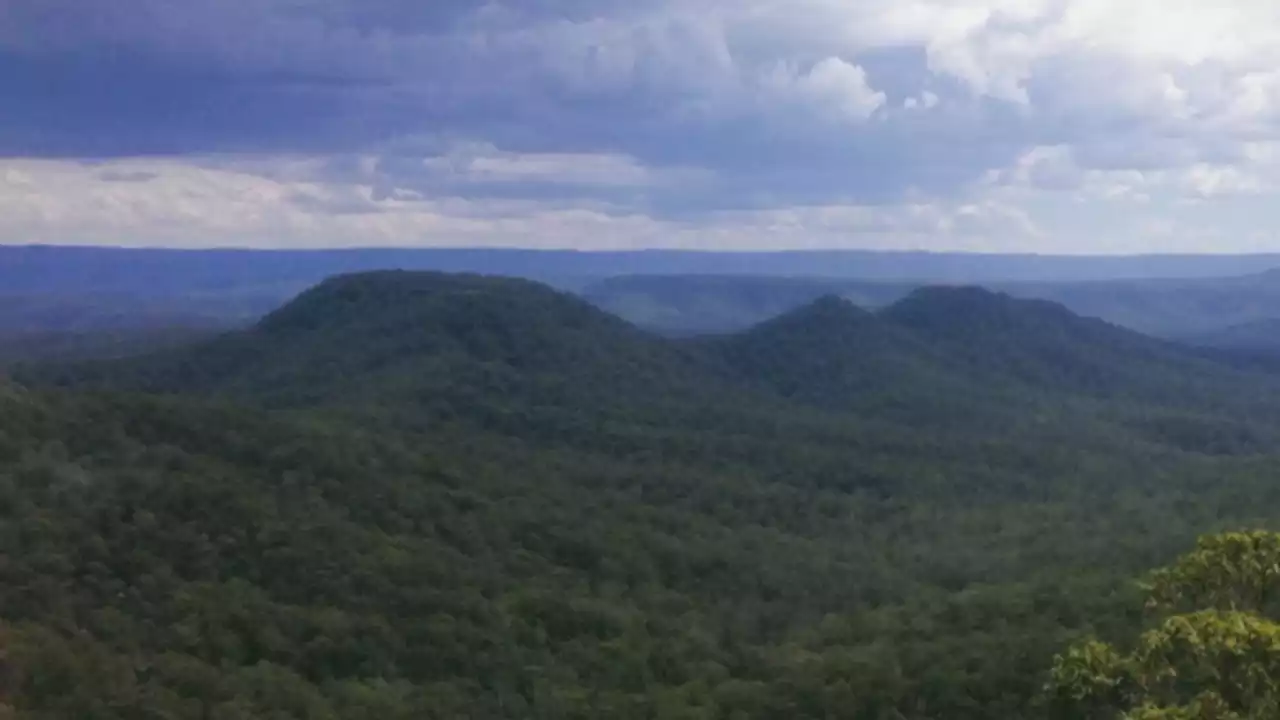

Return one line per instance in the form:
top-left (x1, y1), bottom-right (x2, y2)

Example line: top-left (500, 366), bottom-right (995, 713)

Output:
top-left (24, 271), bottom-right (731, 423)
top-left (806, 293), bottom-right (864, 312)
top-left (750, 293), bottom-right (875, 331)
top-left (256, 270), bottom-right (590, 336)
top-left (877, 283), bottom-right (1238, 402)
top-left (713, 293), bottom-right (959, 412)
top-left (793, 291), bottom-right (864, 314)
top-left (211, 270), bottom-right (662, 390)
top-left (882, 284), bottom-right (1081, 333)
top-left (727, 293), bottom-right (900, 350)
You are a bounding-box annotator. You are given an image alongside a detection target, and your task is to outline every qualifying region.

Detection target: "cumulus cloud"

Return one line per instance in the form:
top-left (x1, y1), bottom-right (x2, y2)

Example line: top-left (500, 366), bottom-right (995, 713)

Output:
top-left (762, 57), bottom-right (887, 122)
top-left (3, 0), bottom-right (1280, 251)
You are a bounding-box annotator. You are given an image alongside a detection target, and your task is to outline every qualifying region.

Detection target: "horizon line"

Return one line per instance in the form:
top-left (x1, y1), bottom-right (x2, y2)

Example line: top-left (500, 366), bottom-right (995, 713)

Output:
top-left (5, 243), bottom-right (1280, 259)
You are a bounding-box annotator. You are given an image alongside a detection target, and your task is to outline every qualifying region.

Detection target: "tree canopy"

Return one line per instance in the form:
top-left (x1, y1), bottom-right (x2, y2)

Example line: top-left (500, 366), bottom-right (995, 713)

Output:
top-left (1049, 532), bottom-right (1280, 719)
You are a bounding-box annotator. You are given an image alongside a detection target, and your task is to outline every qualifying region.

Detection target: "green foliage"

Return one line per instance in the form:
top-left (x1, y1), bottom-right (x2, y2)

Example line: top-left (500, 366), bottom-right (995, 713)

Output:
top-left (0, 327), bottom-right (216, 366)
top-left (1146, 532), bottom-right (1280, 615)
top-left (1049, 532), bottom-right (1280, 719)
top-left (708, 294), bottom-right (1023, 426)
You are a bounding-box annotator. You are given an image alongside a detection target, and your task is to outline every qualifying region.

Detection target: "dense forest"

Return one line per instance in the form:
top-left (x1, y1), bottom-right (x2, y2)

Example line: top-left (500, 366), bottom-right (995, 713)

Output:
top-left (8, 270), bottom-right (1280, 717)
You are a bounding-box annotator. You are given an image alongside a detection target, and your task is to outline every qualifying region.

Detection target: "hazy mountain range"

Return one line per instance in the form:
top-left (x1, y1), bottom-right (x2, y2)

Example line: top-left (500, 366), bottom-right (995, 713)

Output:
top-left (582, 271), bottom-right (1280, 341)
top-left (5, 247), bottom-right (1280, 354)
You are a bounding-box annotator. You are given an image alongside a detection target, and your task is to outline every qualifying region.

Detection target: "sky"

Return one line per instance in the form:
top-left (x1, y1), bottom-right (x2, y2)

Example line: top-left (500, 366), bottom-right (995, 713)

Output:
top-left (4, 1), bottom-right (1280, 253)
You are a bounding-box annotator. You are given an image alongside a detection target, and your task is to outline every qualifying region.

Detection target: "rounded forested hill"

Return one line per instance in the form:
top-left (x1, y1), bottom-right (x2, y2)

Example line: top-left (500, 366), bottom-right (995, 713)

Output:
top-left (705, 294), bottom-right (1035, 429)
top-left (881, 285), bottom-right (1280, 410)
top-left (22, 272), bottom-right (759, 425)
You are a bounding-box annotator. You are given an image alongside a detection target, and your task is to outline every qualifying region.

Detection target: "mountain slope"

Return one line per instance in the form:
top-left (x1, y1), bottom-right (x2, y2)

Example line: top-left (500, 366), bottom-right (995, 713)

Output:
top-left (871, 286), bottom-right (1280, 455)
top-left (31, 271), bottom-right (717, 406)
top-left (712, 295), bottom-right (935, 393)
top-left (1009, 268), bottom-right (1280, 336)
top-left (882, 286), bottom-right (1266, 403)
top-left (707, 295), bottom-right (1034, 429)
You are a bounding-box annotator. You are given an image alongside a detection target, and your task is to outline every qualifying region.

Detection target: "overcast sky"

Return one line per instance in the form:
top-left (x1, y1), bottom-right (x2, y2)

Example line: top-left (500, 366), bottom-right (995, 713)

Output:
top-left (4, 0), bottom-right (1280, 253)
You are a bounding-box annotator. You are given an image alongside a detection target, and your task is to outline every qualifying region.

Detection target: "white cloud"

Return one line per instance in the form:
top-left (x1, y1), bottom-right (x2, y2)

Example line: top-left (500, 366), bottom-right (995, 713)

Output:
top-left (997, 139), bottom-right (1280, 203)
top-left (463, 2), bottom-right (1280, 196)
top-left (412, 142), bottom-right (708, 188)
top-left (761, 57), bottom-right (886, 122)
top-left (0, 155), bottom-right (1097, 253)
top-left (904, 91), bottom-right (940, 110)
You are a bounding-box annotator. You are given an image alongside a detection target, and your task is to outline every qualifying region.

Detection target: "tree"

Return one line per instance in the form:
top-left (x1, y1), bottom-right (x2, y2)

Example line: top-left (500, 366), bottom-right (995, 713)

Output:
top-left (1047, 531), bottom-right (1280, 719)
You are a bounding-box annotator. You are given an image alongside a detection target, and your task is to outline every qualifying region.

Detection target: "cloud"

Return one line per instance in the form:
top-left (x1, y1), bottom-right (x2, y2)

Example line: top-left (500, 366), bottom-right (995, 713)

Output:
top-left (4, 1), bottom-right (1280, 252)
top-left (0, 156), bottom-right (1044, 250)
top-left (762, 57), bottom-right (887, 122)
top-left (97, 170), bottom-right (161, 184)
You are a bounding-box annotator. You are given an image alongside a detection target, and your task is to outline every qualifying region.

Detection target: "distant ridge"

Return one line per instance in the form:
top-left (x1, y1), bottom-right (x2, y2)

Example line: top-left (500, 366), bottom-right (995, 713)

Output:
top-left (27, 270), bottom-right (1280, 440)
top-left (1184, 317), bottom-right (1280, 352)
top-left (11, 247), bottom-right (1280, 341)
top-left (6, 245), bottom-right (1280, 298)
top-left (581, 269), bottom-right (1280, 339)
top-left (879, 286), bottom-right (1263, 407)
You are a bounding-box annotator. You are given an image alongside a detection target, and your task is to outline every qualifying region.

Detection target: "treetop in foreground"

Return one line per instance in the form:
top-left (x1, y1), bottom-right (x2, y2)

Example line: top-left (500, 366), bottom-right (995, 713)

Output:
top-left (1049, 531), bottom-right (1280, 719)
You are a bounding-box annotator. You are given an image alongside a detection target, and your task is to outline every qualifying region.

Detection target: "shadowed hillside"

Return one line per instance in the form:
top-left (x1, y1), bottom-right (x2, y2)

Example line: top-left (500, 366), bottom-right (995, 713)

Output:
top-left (881, 286), bottom-right (1244, 401)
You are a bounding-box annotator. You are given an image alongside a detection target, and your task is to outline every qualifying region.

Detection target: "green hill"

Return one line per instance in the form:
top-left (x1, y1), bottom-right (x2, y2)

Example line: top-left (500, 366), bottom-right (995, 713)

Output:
top-left (15, 271), bottom-right (1280, 718)
top-left (24, 272), bottom-right (767, 444)
top-left (706, 294), bottom-right (1039, 432)
top-left (581, 270), bottom-right (1280, 339)
top-left (881, 286), bottom-right (1246, 402)
top-left (40, 271), bottom-right (707, 400)
top-left (713, 294), bottom-right (943, 400)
